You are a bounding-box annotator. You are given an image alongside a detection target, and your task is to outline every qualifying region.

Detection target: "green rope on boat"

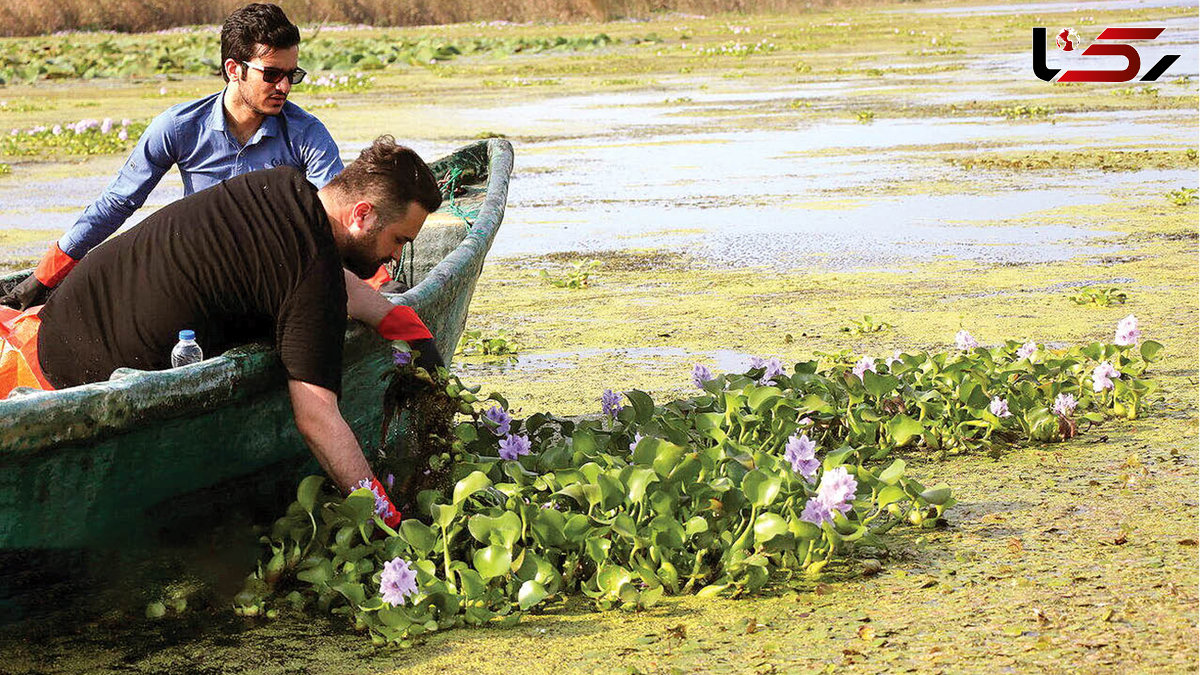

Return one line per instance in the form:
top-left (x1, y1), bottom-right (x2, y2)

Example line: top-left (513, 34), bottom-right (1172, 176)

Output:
top-left (386, 162), bottom-right (481, 289)
top-left (439, 166), bottom-right (481, 224)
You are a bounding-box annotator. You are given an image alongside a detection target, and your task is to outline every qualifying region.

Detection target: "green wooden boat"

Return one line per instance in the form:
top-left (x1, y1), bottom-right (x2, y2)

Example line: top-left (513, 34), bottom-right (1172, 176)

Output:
top-left (0, 138), bottom-right (513, 551)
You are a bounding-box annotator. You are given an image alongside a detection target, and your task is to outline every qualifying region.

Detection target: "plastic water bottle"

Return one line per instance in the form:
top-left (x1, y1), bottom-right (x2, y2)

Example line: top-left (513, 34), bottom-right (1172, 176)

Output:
top-left (170, 330), bottom-right (204, 368)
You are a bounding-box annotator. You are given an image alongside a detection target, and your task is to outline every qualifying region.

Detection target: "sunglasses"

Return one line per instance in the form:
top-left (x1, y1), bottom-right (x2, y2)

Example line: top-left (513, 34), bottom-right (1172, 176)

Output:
top-left (240, 61), bottom-right (307, 85)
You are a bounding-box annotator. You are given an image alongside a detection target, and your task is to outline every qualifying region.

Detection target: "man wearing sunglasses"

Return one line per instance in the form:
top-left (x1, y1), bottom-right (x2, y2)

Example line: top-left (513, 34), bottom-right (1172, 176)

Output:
top-left (0, 3), bottom-right (346, 310)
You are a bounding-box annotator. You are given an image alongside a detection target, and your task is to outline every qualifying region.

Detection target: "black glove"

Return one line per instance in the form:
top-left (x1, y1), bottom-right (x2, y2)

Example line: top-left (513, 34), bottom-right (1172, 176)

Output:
top-left (0, 276), bottom-right (52, 311)
top-left (410, 338), bottom-right (445, 373)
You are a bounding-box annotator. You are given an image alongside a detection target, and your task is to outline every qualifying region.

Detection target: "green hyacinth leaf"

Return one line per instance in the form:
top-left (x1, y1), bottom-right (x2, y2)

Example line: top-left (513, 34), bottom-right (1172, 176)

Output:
top-left (741, 469), bottom-right (782, 507)
top-left (453, 471), bottom-right (493, 505)
top-left (473, 545), bottom-right (512, 580)
top-left (518, 580), bottom-right (548, 610)
top-left (885, 414), bottom-right (924, 447)
top-left (399, 520), bottom-right (437, 556)
top-left (297, 475), bottom-right (324, 513)
top-left (1140, 340), bottom-right (1164, 362)
top-left (877, 458), bottom-right (906, 485)
top-left (753, 512), bottom-right (789, 544)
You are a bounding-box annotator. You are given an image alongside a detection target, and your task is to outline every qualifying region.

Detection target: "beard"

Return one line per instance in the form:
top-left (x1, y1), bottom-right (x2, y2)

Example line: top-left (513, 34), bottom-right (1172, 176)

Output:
top-left (342, 236), bottom-right (385, 279)
top-left (236, 80), bottom-right (285, 117)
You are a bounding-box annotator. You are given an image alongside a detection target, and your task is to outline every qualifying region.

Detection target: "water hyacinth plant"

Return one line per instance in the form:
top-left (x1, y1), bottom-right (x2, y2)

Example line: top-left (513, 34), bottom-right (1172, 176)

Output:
top-left (955, 329), bottom-right (979, 351)
top-left (0, 33), bottom-right (622, 84)
top-left (379, 558), bottom-right (420, 607)
top-left (1, 118), bottom-right (145, 157)
top-left (1115, 314), bottom-right (1141, 346)
top-left (497, 434), bottom-right (531, 460)
top-left (538, 259), bottom-right (600, 289)
top-left (1092, 362), bottom-right (1120, 392)
top-left (482, 406), bottom-right (512, 436)
top-left (235, 321), bottom-right (1162, 646)
top-left (851, 356), bottom-right (875, 380)
top-left (1068, 286), bottom-right (1128, 307)
top-left (600, 389), bottom-right (624, 418)
top-left (295, 72), bottom-right (374, 93)
top-left (456, 329), bottom-right (519, 358)
top-left (840, 314), bottom-right (893, 335)
top-left (1016, 340), bottom-right (1037, 360)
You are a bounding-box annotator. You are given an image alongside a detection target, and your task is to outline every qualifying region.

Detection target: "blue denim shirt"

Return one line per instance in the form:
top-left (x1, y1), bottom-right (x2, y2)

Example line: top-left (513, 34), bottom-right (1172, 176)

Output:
top-left (58, 91), bottom-right (344, 259)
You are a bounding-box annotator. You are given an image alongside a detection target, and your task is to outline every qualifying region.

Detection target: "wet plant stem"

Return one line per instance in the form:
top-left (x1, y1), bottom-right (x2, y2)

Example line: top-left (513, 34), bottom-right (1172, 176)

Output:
top-left (441, 526), bottom-right (457, 594)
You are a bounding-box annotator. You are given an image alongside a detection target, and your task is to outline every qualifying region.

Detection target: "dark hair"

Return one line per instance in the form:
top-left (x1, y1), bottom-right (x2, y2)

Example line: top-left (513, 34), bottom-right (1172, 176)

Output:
top-left (220, 4), bottom-right (301, 82)
top-left (328, 136), bottom-right (443, 220)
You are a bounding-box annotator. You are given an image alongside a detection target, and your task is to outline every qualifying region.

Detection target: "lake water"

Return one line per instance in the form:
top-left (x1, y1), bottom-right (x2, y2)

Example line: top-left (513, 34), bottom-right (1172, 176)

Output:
top-left (0, 4), bottom-right (1195, 273)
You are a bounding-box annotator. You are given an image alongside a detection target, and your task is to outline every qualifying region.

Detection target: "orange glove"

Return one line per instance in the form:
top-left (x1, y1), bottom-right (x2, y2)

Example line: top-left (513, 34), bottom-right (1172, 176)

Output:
top-left (34, 243), bottom-right (78, 287)
top-left (364, 265), bottom-right (392, 290)
top-left (0, 244), bottom-right (77, 310)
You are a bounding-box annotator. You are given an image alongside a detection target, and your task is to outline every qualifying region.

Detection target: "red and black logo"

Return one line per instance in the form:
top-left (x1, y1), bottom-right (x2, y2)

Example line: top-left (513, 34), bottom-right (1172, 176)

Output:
top-left (1033, 27), bottom-right (1180, 83)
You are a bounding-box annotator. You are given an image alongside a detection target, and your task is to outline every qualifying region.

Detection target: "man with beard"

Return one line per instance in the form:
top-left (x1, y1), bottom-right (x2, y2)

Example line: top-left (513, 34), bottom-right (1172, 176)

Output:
top-left (0, 3), bottom-right (384, 310)
top-left (10, 136), bottom-right (439, 524)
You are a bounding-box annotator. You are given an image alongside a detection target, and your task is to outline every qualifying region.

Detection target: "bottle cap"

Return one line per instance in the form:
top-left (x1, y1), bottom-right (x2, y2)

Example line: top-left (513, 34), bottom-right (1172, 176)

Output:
top-left (179, 330), bottom-right (195, 341)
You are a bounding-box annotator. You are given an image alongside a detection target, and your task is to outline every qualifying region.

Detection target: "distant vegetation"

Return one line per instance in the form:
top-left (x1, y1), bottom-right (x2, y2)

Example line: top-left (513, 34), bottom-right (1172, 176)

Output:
top-left (0, 0), bottom-right (879, 37)
top-left (0, 32), bottom-right (619, 84)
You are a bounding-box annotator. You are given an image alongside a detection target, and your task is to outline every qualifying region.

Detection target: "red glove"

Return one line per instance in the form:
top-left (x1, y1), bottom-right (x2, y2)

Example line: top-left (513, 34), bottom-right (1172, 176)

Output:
top-left (356, 475), bottom-right (402, 529)
top-left (377, 305), bottom-right (432, 342)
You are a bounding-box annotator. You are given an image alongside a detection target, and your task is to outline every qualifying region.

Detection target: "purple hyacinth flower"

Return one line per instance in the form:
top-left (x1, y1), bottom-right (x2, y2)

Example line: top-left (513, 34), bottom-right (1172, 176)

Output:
top-left (852, 356), bottom-right (876, 381)
top-left (1114, 315), bottom-right (1140, 346)
top-left (816, 466), bottom-right (858, 510)
top-left (498, 433), bottom-right (532, 461)
top-left (749, 356), bottom-right (767, 370)
top-left (784, 434), bottom-right (819, 483)
top-left (692, 364), bottom-right (715, 389)
top-left (1016, 341), bottom-right (1036, 360)
top-left (629, 432), bottom-right (645, 452)
top-left (956, 330), bottom-right (979, 351)
top-left (1052, 392), bottom-right (1077, 417)
top-left (393, 350), bottom-right (413, 366)
top-left (379, 557), bottom-right (419, 606)
top-left (601, 389), bottom-right (625, 418)
top-left (759, 358), bottom-right (786, 385)
top-left (483, 405), bottom-right (512, 436)
top-left (800, 497), bottom-right (833, 526)
top-left (354, 478), bottom-right (396, 520)
top-left (1092, 362), bottom-right (1120, 392)
top-left (989, 397), bottom-right (1011, 418)
top-left (800, 467), bottom-right (858, 526)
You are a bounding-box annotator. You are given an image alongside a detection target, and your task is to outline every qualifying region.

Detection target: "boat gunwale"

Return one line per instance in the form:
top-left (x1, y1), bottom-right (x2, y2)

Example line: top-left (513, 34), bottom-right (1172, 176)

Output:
top-left (0, 138), bottom-right (514, 457)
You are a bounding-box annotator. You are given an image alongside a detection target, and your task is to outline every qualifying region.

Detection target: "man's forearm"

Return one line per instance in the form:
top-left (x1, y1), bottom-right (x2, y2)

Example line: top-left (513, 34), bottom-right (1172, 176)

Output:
top-left (343, 269), bottom-right (392, 327)
top-left (343, 270), bottom-right (434, 343)
top-left (59, 196), bottom-right (138, 260)
top-left (288, 379), bottom-right (372, 492)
